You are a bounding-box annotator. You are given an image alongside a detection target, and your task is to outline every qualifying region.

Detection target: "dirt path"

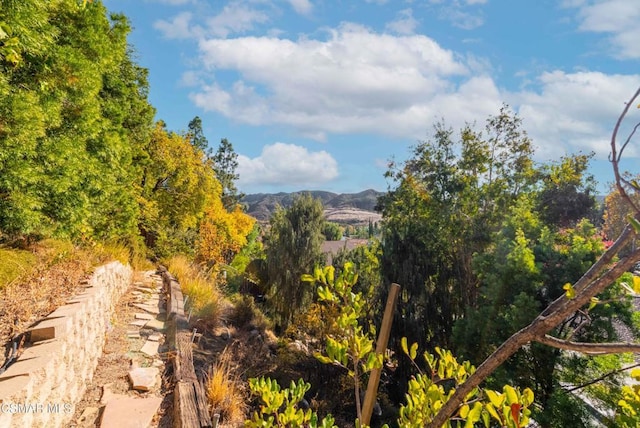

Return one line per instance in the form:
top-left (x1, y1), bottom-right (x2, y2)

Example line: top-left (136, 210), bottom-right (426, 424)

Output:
top-left (68, 270), bottom-right (173, 427)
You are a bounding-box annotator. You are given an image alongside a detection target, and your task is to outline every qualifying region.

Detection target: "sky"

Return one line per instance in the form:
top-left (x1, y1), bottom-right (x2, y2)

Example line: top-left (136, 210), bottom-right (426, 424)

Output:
top-left (103, 0), bottom-right (640, 195)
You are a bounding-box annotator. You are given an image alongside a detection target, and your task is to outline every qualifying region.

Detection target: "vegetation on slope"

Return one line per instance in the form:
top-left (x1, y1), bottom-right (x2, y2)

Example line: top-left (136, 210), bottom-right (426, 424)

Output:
top-left (3, 1), bottom-right (640, 427)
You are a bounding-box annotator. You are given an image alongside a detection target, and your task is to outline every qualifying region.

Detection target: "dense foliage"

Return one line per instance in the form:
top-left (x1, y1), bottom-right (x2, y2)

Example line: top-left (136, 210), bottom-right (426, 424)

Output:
top-left (377, 109), bottom-right (629, 425)
top-left (0, 0), bottom-right (154, 241)
top-left (0, 0), bottom-right (253, 266)
top-left (378, 109), bottom-right (537, 354)
top-left (264, 193), bottom-right (325, 330)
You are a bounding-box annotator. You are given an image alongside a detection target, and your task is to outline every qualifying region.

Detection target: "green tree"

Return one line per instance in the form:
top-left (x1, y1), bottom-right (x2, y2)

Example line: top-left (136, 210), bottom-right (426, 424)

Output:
top-left (264, 193), bottom-right (325, 330)
top-left (187, 115), bottom-right (209, 155)
top-left (304, 263), bottom-right (383, 422)
top-left (332, 239), bottom-right (383, 321)
top-left (536, 153), bottom-right (598, 228)
top-left (453, 194), bottom-right (633, 425)
top-left (0, 0), bottom-right (154, 243)
top-left (228, 223), bottom-right (264, 291)
top-left (378, 109), bottom-right (536, 357)
top-left (407, 86), bottom-right (640, 428)
top-left (303, 262), bottom-right (535, 428)
top-left (212, 137), bottom-right (244, 210)
top-left (322, 221), bottom-right (343, 241)
top-left (138, 122), bottom-right (217, 257)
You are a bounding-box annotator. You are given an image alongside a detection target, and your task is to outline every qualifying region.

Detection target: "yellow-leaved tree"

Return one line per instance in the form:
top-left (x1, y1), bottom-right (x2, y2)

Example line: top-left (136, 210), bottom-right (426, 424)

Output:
top-left (137, 121), bottom-right (217, 257)
top-left (196, 196), bottom-right (255, 270)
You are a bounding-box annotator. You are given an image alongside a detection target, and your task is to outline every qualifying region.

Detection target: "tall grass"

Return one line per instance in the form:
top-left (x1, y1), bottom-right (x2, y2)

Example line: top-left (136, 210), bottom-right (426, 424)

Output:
top-left (91, 241), bottom-right (131, 265)
top-left (166, 255), bottom-right (223, 323)
top-left (0, 239), bottom-right (81, 290)
top-left (206, 350), bottom-right (247, 425)
top-left (0, 248), bottom-right (38, 290)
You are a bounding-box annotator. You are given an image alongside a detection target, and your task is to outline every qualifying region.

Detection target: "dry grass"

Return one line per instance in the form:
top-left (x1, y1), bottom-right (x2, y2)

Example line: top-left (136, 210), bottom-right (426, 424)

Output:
top-left (206, 350), bottom-right (247, 426)
top-left (166, 255), bottom-right (224, 325)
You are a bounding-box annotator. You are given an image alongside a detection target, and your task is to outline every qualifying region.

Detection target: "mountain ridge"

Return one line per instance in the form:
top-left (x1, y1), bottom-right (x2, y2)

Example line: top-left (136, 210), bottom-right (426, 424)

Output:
top-left (242, 189), bottom-right (384, 223)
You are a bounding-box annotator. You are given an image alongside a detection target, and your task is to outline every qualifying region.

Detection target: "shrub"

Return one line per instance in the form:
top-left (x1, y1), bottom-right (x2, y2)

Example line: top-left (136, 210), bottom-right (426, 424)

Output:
top-left (231, 295), bottom-right (272, 331)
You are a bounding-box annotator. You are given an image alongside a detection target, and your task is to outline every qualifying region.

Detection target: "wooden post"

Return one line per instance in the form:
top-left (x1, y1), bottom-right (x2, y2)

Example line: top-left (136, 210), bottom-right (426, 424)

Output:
top-left (361, 283), bottom-right (400, 426)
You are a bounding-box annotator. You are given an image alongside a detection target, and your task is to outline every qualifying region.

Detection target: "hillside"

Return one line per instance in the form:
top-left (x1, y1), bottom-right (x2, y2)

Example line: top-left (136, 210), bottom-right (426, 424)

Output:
top-left (242, 189), bottom-right (384, 223)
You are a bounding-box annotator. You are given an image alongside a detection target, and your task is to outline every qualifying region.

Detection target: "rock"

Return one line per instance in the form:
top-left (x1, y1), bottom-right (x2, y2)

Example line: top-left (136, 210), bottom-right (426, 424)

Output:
top-left (147, 333), bottom-right (163, 342)
top-left (128, 367), bottom-right (159, 391)
top-left (100, 383), bottom-right (117, 405)
top-left (100, 395), bottom-right (162, 428)
top-left (140, 340), bottom-right (160, 357)
top-left (134, 313), bottom-right (153, 320)
top-left (145, 319), bottom-right (165, 331)
top-left (288, 340), bottom-right (309, 354)
top-left (77, 406), bottom-right (100, 427)
top-left (133, 303), bottom-right (160, 315)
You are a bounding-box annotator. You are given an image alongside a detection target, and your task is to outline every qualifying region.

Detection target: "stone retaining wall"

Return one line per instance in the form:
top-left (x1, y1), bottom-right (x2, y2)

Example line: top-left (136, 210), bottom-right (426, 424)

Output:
top-left (0, 261), bottom-right (132, 428)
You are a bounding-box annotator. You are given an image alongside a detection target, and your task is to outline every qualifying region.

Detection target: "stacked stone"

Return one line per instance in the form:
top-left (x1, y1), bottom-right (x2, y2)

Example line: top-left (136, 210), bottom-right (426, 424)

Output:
top-left (0, 262), bottom-right (132, 428)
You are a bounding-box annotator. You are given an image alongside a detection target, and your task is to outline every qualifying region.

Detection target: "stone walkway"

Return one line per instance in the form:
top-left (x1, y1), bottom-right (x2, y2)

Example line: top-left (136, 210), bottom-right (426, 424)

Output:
top-left (69, 270), bottom-right (172, 428)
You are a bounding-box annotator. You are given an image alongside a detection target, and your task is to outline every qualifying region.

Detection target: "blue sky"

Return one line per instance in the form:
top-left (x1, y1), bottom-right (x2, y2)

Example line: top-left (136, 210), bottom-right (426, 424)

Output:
top-left (104, 0), bottom-right (639, 195)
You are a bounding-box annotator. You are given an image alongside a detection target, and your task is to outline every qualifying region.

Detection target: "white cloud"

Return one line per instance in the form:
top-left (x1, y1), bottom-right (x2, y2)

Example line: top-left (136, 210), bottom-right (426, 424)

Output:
top-left (569, 0), bottom-right (640, 59)
top-left (439, 6), bottom-right (484, 30)
top-left (185, 19), bottom-right (638, 167)
top-left (428, 0), bottom-right (486, 30)
top-left (560, 0), bottom-right (587, 7)
top-left (385, 8), bottom-right (419, 35)
top-left (154, 12), bottom-right (204, 39)
top-left (206, 2), bottom-right (270, 38)
top-left (154, 2), bottom-right (270, 40)
top-left (180, 70), bottom-right (203, 87)
top-left (191, 23), bottom-right (484, 138)
top-left (237, 143), bottom-right (339, 186)
top-left (288, 0), bottom-right (313, 15)
top-left (510, 71), bottom-right (640, 160)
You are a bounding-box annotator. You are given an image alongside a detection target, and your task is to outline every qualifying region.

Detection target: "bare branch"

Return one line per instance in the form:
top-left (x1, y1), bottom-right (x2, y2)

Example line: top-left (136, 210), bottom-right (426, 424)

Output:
top-left (536, 334), bottom-right (640, 355)
top-left (564, 362), bottom-right (640, 393)
top-left (611, 87), bottom-right (640, 214)
top-left (618, 121), bottom-right (640, 162)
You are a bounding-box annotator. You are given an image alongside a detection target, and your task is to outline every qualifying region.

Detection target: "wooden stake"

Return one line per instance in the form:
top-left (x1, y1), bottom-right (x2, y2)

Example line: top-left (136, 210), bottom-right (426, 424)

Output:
top-left (361, 283), bottom-right (400, 426)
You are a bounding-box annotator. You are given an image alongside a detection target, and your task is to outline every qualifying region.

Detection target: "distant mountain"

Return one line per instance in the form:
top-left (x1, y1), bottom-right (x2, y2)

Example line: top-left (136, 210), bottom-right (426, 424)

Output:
top-left (242, 189), bottom-right (384, 223)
